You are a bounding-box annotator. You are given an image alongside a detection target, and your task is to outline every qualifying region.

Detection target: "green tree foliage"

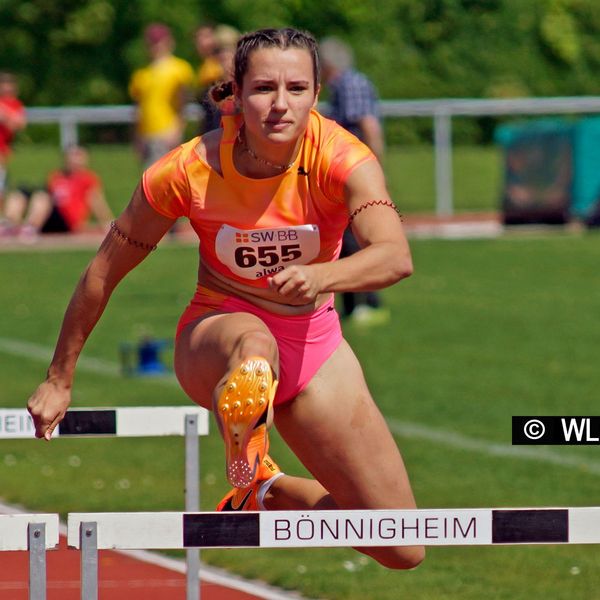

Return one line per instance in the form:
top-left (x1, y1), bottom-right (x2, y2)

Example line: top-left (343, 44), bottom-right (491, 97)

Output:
top-left (0, 0), bottom-right (200, 105)
top-left (3, 0), bottom-right (600, 110)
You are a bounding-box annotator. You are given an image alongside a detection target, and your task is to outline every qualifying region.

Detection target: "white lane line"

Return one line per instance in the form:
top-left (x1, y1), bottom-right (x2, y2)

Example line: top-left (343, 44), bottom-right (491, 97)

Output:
top-left (2, 336), bottom-right (599, 477)
top-left (0, 336), bottom-right (177, 384)
top-left (388, 418), bottom-right (600, 476)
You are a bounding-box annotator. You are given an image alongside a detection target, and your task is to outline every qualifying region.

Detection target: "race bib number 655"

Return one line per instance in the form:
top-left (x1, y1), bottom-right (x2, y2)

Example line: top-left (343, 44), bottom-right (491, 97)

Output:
top-left (215, 224), bottom-right (321, 280)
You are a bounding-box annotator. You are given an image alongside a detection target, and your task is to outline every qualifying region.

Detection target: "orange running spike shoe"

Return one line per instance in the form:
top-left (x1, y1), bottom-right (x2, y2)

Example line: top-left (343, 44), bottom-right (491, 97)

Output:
top-left (215, 356), bottom-right (277, 488)
top-left (217, 455), bottom-right (283, 512)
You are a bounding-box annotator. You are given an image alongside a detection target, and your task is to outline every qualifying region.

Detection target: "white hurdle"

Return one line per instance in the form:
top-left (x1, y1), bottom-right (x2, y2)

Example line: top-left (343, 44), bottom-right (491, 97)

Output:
top-left (0, 406), bottom-right (208, 438)
top-left (67, 506), bottom-right (600, 597)
top-left (0, 513), bottom-right (59, 600)
top-left (0, 407), bottom-right (209, 600)
top-left (67, 507), bottom-right (600, 550)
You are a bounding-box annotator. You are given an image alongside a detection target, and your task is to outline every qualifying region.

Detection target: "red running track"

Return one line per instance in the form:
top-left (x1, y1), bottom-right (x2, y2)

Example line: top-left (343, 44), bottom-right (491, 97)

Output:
top-left (0, 534), bottom-right (267, 600)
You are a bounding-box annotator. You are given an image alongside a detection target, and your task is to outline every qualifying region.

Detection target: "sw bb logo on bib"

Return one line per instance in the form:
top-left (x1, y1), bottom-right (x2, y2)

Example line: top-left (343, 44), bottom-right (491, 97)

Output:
top-left (215, 224), bottom-right (321, 280)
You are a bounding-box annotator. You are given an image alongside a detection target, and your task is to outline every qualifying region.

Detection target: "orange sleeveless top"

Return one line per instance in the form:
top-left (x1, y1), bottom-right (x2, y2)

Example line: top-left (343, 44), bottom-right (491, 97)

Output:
top-left (143, 109), bottom-right (375, 288)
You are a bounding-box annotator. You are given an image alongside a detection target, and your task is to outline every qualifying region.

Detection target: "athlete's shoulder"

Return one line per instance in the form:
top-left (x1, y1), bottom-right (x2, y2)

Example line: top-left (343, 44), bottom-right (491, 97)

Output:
top-left (143, 138), bottom-right (201, 219)
top-left (308, 109), bottom-right (364, 148)
top-left (180, 135), bottom-right (203, 156)
top-left (144, 138), bottom-right (199, 187)
top-left (170, 136), bottom-right (204, 164)
top-left (307, 110), bottom-right (376, 201)
top-left (307, 110), bottom-right (372, 164)
top-left (306, 109), bottom-right (335, 139)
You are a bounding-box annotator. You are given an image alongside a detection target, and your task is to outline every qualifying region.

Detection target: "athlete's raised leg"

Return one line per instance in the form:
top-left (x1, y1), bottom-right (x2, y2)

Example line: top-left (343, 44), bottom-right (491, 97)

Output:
top-left (269, 339), bottom-right (424, 569)
top-left (175, 312), bottom-right (279, 487)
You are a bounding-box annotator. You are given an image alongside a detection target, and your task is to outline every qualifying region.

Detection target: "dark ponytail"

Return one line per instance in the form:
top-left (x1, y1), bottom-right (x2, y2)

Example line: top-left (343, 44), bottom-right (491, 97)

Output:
top-left (209, 80), bottom-right (235, 105)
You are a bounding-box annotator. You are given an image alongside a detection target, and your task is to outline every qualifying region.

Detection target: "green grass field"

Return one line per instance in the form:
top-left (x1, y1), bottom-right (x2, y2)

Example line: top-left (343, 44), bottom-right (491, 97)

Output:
top-left (1, 230), bottom-right (599, 599)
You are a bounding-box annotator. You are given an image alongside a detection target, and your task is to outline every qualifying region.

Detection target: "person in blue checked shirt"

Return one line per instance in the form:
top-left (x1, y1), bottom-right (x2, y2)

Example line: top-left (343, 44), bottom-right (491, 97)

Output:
top-left (320, 37), bottom-right (390, 326)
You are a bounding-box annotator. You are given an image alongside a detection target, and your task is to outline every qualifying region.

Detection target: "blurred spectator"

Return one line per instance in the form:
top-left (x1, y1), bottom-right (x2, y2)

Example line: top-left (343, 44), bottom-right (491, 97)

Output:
top-left (0, 145), bottom-right (113, 242)
top-left (195, 24), bottom-right (222, 89)
top-left (196, 24), bottom-right (241, 133)
top-left (0, 72), bottom-right (26, 210)
top-left (129, 23), bottom-right (195, 168)
top-left (214, 25), bottom-right (240, 79)
top-left (320, 37), bottom-right (389, 326)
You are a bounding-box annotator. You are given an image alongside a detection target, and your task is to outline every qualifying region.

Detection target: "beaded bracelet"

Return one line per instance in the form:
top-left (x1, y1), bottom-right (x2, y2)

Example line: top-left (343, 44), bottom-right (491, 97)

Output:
top-left (348, 200), bottom-right (403, 224)
top-left (109, 221), bottom-right (157, 252)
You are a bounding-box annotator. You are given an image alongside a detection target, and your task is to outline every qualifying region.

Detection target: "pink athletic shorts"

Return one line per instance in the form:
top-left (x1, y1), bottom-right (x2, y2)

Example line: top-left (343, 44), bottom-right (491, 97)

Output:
top-left (176, 286), bottom-right (343, 405)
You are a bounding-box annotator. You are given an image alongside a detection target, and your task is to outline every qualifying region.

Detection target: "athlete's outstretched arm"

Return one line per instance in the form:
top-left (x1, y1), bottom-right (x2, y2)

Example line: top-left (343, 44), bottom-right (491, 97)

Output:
top-left (27, 185), bottom-right (175, 440)
top-left (269, 159), bottom-right (412, 304)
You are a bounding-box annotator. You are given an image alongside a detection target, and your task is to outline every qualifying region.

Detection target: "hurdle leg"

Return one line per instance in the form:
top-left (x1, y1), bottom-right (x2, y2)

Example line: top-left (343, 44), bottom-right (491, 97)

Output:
top-left (28, 523), bottom-right (46, 600)
top-left (185, 414), bottom-right (201, 600)
top-left (80, 522), bottom-right (98, 600)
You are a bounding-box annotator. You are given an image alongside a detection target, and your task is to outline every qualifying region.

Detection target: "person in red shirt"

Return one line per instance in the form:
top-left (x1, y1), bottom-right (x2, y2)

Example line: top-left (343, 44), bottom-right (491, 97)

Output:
top-left (0, 145), bottom-right (113, 240)
top-left (0, 72), bottom-right (26, 209)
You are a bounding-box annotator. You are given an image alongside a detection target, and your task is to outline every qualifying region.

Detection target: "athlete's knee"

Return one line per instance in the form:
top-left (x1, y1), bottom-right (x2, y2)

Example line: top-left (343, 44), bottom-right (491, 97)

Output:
top-left (234, 329), bottom-right (278, 368)
top-left (374, 546), bottom-right (425, 570)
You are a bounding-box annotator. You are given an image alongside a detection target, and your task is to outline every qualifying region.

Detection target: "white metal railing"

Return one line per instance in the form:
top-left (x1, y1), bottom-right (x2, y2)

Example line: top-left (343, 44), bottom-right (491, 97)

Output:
top-left (25, 97), bottom-right (600, 216)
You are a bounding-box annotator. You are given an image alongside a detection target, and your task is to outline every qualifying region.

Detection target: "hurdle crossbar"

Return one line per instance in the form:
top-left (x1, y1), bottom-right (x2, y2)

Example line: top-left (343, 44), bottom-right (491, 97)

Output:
top-left (67, 507), bottom-right (600, 549)
top-left (0, 406), bottom-right (209, 438)
top-left (0, 514), bottom-right (59, 551)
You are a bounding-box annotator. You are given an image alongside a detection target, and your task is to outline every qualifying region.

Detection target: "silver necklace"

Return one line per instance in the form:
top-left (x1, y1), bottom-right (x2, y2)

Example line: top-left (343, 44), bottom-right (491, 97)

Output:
top-left (236, 128), bottom-right (295, 171)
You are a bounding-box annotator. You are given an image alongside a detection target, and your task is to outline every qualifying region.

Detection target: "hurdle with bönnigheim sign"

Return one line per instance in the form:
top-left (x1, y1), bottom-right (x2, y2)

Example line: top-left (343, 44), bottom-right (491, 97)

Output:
top-left (67, 507), bottom-right (600, 550)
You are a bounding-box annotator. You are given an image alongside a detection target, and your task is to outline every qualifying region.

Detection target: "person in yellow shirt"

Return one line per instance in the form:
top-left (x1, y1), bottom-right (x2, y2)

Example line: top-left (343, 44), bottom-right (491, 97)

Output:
top-left (195, 24), bottom-right (222, 89)
top-left (196, 24), bottom-right (241, 133)
top-left (129, 23), bottom-right (194, 168)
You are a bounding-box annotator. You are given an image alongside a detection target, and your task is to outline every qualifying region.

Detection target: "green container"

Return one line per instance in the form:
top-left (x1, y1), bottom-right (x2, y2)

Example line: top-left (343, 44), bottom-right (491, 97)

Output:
top-left (572, 116), bottom-right (600, 218)
top-left (495, 119), bottom-right (573, 224)
top-left (496, 116), bottom-right (600, 221)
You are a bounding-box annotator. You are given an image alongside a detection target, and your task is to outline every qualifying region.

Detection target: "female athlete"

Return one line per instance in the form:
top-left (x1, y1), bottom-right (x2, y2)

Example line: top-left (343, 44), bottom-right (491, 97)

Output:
top-left (27, 27), bottom-right (424, 569)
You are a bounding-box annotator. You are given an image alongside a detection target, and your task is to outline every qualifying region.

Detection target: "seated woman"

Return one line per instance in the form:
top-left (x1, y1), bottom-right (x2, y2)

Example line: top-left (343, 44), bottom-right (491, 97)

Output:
top-left (0, 145), bottom-right (113, 241)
